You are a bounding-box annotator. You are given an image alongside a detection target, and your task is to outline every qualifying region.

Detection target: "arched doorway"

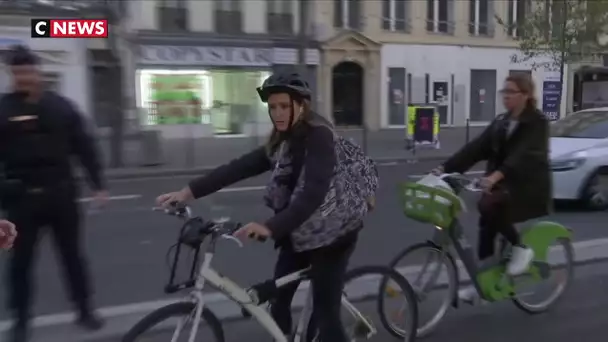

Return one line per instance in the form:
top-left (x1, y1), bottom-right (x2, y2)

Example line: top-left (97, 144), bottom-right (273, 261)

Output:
top-left (332, 62), bottom-right (364, 127)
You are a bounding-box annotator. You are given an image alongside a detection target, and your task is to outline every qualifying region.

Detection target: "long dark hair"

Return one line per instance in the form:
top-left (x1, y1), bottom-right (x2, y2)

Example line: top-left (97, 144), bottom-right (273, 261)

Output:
top-left (265, 97), bottom-right (312, 155)
top-left (505, 74), bottom-right (538, 108)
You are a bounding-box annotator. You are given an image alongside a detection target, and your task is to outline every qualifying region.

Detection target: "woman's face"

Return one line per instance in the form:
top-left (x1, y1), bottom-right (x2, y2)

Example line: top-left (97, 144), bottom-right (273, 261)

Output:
top-left (268, 93), bottom-right (302, 131)
top-left (501, 80), bottom-right (527, 111)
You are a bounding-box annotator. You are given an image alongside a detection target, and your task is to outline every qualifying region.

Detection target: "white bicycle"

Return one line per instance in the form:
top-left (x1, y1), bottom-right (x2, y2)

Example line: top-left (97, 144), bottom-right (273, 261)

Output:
top-left (121, 203), bottom-right (418, 342)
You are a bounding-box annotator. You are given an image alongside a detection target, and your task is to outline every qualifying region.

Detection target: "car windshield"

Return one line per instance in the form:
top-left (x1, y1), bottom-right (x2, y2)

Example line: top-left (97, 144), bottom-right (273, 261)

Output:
top-left (551, 111), bottom-right (608, 139)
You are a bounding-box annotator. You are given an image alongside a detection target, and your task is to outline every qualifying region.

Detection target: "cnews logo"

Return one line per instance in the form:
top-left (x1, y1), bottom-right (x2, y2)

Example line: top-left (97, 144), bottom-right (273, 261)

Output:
top-left (31, 19), bottom-right (108, 38)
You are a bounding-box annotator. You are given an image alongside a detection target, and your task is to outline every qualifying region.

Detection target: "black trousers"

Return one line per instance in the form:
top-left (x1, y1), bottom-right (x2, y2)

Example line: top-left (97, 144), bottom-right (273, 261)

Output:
top-left (477, 190), bottom-right (521, 260)
top-left (5, 185), bottom-right (92, 323)
top-left (270, 234), bottom-right (356, 342)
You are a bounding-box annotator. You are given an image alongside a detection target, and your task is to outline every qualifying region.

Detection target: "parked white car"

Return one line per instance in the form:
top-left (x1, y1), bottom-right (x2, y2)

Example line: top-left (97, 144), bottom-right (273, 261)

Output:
top-left (551, 107), bottom-right (608, 209)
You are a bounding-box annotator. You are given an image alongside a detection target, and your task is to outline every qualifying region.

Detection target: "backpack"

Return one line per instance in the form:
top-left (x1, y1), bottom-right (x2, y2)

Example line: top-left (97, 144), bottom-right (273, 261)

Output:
top-left (332, 135), bottom-right (379, 216)
top-left (265, 131), bottom-right (379, 251)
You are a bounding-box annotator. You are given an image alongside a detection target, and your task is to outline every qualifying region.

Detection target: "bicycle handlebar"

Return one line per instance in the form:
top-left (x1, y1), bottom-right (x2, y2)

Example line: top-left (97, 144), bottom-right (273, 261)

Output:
top-left (437, 173), bottom-right (483, 193)
top-left (152, 202), bottom-right (267, 248)
top-left (153, 204), bottom-right (193, 219)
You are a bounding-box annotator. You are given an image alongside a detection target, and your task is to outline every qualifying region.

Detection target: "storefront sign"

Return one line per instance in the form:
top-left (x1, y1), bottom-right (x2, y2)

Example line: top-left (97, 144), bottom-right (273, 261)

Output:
top-left (139, 45), bottom-right (274, 67)
top-left (542, 80), bottom-right (561, 121)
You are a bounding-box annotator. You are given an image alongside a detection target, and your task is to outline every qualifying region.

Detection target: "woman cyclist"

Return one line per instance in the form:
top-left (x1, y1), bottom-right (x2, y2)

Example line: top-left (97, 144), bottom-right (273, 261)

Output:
top-left (157, 72), bottom-right (358, 341)
top-left (433, 74), bottom-right (551, 302)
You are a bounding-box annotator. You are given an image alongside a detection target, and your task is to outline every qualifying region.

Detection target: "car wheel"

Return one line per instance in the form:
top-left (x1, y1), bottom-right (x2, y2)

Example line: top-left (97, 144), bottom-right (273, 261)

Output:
top-left (581, 171), bottom-right (608, 210)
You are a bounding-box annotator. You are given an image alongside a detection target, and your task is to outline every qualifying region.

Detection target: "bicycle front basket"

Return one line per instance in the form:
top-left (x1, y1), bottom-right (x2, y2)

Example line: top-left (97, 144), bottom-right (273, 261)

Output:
top-left (399, 182), bottom-right (464, 228)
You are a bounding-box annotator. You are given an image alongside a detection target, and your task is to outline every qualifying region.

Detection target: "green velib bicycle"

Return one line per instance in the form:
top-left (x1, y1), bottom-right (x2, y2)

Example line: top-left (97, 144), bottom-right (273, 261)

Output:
top-left (377, 173), bottom-right (575, 338)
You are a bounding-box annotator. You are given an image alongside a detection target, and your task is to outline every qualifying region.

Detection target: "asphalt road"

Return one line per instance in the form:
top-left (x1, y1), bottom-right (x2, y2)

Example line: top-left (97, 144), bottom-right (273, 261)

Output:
top-left (1, 160), bottom-right (607, 321)
top-left (91, 263), bottom-right (608, 342)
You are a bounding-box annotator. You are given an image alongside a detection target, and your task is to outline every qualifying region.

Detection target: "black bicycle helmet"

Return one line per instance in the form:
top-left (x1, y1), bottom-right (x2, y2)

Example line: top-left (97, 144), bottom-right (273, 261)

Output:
top-left (257, 72), bottom-right (312, 103)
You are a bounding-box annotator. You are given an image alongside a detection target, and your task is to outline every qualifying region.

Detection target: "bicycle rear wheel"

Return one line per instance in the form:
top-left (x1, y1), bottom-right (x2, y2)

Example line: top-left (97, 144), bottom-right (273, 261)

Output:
top-left (305, 265), bottom-right (418, 342)
top-left (122, 302), bottom-right (224, 342)
top-left (512, 237), bottom-right (574, 313)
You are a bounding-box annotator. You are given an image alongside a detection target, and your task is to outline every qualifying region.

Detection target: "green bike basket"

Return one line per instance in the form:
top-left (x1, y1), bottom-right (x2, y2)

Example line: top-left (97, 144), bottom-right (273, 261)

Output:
top-left (399, 182), bottom-right (464, 229)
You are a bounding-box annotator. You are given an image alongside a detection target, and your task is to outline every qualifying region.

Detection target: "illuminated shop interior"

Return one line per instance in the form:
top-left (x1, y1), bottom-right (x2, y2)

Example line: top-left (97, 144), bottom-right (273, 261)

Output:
top-left (137, 69), bottom-right (272, 135)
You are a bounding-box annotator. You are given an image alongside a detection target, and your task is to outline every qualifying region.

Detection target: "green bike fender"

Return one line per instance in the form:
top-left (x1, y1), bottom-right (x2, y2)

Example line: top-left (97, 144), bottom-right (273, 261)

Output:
top-left (520, 221), bottom-right (572, 262)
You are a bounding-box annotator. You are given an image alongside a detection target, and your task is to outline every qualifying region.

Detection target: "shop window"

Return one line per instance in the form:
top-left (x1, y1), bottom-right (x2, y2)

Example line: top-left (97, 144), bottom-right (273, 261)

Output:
top-left (137, 69), bottom-right (271, 135)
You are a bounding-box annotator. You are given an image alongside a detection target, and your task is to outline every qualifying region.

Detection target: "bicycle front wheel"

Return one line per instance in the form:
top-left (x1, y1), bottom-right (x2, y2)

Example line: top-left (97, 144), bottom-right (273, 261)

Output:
top-left (122, 302), bottom-right (225, 342)
top-left (305, 265), bottom-right (418, 342)
top-left (379, 242), bottom-right (458, 338)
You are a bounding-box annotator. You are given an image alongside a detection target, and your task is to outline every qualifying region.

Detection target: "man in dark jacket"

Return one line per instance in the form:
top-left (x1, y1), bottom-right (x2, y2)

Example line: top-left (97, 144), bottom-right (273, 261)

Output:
top-left (0, 45), bottom-right (107, 342)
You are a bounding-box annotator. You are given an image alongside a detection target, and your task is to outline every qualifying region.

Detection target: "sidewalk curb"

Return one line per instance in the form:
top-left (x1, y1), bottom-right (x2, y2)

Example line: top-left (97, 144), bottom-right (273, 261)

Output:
top-left (98, 155), bottom-right (451, 181)
top-left (14, 238), bottom-right (608, 342)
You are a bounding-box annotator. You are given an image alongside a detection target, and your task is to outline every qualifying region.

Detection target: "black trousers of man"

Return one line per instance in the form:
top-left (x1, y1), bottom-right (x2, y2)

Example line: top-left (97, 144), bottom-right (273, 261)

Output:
top-left (270, 233), bottom-right (357, 342)
top-left (5, 182), bottom-right (92, 324)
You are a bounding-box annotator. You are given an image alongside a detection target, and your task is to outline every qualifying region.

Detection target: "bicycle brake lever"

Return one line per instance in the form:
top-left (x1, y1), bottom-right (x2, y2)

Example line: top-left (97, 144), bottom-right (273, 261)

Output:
top-left (221, 234), bottom-right (243, 248)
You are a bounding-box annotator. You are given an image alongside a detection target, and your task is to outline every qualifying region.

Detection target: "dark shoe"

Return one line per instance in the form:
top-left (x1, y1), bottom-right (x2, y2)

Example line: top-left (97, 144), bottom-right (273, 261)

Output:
top-left (75, 311), bottom-right (105, 331)
top-left (7, 322), bottom-right (28, 342)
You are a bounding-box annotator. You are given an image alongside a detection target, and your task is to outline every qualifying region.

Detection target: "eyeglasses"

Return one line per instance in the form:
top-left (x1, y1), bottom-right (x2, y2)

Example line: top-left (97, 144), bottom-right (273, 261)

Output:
top-left (499, 89), bottom-right (522, 95)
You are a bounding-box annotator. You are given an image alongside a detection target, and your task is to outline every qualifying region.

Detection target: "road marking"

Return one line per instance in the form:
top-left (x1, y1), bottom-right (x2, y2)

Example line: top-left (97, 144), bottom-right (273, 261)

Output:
top-left (77, 194), bottom-right (142, 203)
top-left (107, 161), bottom-right (416, 183)
top-left (409, 170), bottom-right (485, 179)
top-left (3, 237), bottom-right (608, 333)
top-left (80, 186), bottom-right (264, 205)
top-left (377, 161), bottom-right (399, 166)
top-left (218, 186), bottom-right (265, 193)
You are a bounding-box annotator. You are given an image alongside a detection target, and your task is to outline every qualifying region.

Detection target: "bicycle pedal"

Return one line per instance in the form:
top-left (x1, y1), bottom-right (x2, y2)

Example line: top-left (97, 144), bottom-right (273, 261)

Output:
top-left (385, 285), bottom-right (400, 298)
top-left (352, 318), bottom-right (373, 338)
top-left (460, 295), bottom-right (488, 306)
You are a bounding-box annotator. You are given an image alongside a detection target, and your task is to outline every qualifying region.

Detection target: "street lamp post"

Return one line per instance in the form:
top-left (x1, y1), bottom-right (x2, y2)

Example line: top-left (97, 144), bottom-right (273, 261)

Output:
top-left (297, 0), bottom-right (308, 75)
top-left (558, 0), bottom-right (568, 115)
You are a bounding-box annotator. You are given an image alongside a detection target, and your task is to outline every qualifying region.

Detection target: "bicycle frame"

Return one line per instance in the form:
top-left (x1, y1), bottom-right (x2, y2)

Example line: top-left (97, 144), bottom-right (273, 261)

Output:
top-left (154, 204), bottom-right (376, 342)
top-left (416, 173), bottom-right (573, 302)
top-left (173, 237), bottom-right (299, 342)
top-left (426, 219), bottom-right (503, 301)
top-left (170, 233), bottom-right (374, 342)
top-left (425, 217), bottom-right (572, 303)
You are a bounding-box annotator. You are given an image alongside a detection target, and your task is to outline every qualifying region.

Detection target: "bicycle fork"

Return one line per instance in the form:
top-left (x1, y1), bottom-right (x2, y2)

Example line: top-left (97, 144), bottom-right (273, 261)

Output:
top-left (171, 256), bottom-right (212, 342)
top-left (413, 250), bottom-right (445, 300)
top-left (169, 290), bottom-right (206, 342)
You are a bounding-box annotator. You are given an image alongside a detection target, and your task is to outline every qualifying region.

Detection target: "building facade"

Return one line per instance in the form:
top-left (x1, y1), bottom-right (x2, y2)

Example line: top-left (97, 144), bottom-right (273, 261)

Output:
top-left (129, 0), bottom-right (319, 138)
top-left (311, 0), bottom-right (570, 130)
